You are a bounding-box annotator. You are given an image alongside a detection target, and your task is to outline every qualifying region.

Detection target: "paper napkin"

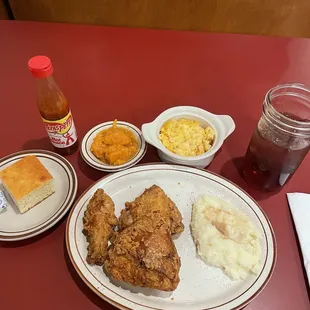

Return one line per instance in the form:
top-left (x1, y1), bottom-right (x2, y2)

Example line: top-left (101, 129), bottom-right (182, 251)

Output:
top-left (287, 193), bottom-right (310, 286)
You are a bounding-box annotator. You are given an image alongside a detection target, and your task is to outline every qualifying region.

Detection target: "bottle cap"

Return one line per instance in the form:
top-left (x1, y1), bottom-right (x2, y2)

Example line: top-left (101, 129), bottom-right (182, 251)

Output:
top-left (28, 55), bottom-right (54, 78)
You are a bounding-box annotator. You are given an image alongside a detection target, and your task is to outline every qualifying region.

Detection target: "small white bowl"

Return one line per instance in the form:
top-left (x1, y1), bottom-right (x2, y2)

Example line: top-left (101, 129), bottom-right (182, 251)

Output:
top-left (81, 121), bottom-right (147, 172)
top-left (142, 106), bottom-right (235, 168)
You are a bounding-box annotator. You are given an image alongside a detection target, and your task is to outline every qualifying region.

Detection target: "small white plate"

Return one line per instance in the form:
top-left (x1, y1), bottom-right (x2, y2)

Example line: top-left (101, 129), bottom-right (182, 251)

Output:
top-left (0, 150), bottom-right (78, 241)
top-left (66, 163), bottom-right (276, 310)
top-left (80, 121), bottom-right (147, 172)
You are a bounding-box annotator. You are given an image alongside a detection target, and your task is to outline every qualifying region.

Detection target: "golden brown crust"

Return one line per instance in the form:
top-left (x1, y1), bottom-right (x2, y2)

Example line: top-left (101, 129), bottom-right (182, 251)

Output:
top-left (104, 219), bottom-right (181, 291)
top-left (118, 185), bottom-right (184, 234)
top-left (104, 185), bottom-right (183, 291)
top-left (0, 155), bottom-right (53, 200)
top-left (83, 189), bottom-right (118, 265)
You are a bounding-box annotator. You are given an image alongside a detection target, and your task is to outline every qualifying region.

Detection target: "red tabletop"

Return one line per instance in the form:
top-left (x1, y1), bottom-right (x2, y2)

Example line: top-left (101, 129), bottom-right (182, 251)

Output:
top-left (0, 20), bottom-right (309, 310)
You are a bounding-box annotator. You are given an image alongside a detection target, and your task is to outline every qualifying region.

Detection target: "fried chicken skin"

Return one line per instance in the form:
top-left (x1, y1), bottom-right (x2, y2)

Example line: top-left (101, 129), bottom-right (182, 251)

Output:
top-left (83, 189), bottom-right (118, 265)
top-left (104, 219), bottom-right (180, 291)
top-left (118, 185), bottom-right (184, 235)
top-left (104, 185), bottom-right (183, 291)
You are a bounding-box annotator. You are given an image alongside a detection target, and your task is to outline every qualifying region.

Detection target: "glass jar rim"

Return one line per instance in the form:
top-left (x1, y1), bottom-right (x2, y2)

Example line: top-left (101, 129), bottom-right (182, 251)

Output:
top-left (264, 83), bottom-right (310, 137)
top-left (265, 82), bottom-right (310, 125)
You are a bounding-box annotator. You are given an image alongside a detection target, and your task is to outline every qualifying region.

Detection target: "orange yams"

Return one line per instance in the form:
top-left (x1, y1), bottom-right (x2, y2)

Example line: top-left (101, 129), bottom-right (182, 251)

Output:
top-left (91, 120), bottom-right (138, 166)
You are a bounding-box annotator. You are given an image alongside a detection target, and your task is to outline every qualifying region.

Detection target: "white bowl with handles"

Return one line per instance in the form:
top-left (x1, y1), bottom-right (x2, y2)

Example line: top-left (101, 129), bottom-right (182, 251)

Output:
top-left (142, 106), bottom-right (235, 168)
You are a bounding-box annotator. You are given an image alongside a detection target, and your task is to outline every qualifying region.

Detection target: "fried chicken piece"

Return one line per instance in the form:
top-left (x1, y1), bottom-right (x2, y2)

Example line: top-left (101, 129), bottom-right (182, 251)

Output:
top-left (83, 189), bottom-right (118, 265)
top-left (104, 185), bottom-right (183, 291)
top-left (118, 185), bottom-right (184, 235)
top-left (104, 219), bottom-right (180, 291)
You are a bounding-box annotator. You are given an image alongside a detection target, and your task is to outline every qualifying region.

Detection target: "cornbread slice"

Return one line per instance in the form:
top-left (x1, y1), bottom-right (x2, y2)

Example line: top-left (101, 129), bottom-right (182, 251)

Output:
top-left (0, 155), bottom-right (55, 213)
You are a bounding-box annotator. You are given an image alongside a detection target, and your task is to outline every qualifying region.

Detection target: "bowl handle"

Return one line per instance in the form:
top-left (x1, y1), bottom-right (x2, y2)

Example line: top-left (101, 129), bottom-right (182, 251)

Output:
top-left (142, 122), bottom-right (157, 146)
top-left (218, 115), bottom-right (236, 139)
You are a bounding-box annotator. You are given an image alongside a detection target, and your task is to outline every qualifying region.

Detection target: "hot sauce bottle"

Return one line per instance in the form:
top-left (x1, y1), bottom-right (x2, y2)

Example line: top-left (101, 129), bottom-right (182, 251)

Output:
top-left (28, 56), bottom-right (78, 155)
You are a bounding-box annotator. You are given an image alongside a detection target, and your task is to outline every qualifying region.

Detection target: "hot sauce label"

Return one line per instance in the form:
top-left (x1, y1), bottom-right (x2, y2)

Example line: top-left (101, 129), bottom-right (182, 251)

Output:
top-left (42, 111), bottom-right (77, 148)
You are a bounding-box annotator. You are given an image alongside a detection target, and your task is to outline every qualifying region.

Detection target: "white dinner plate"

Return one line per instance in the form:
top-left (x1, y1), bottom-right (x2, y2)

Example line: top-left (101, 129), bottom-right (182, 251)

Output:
top-left (66, 164), bottom-right (276, 310)
top-left (0, 150), bottom-right (78, 241)
top-left (80, 121), bottom-right (147, 172)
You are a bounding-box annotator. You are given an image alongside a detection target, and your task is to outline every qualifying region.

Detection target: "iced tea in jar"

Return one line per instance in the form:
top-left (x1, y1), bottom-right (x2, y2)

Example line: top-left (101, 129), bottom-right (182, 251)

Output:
top-left (242, 83), bottom-right (310, 191)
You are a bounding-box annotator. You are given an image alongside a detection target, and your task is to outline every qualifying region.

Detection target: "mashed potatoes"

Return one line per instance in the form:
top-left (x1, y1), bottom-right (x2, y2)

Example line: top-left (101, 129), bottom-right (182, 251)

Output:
top-left (191, 195), bottom-right (262, 280)
top-left (159, 118), bottom-right (215, 157)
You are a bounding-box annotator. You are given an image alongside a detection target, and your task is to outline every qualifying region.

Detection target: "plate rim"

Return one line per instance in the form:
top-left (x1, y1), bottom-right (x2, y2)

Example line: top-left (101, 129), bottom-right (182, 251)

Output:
top-left (80, 121), bottom-right (147, 172)
top-left (0, 149), bottom-right (78, 241)
top-left (65, 162), bottom-right (277, 310)
top-left (80, 145), bottom-right (148, 173)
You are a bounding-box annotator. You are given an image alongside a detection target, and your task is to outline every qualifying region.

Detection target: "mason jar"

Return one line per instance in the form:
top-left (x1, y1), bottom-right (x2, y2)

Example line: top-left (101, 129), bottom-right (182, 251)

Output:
top-left (242, 83), bottom-right (310, 191)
